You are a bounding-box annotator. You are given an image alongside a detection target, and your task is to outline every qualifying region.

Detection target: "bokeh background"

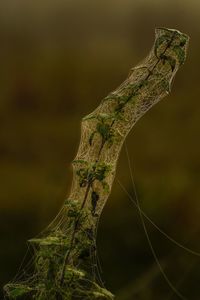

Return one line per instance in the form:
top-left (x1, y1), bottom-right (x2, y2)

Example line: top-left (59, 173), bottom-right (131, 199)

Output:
top-left (0, 0), bottom-right (200, 299)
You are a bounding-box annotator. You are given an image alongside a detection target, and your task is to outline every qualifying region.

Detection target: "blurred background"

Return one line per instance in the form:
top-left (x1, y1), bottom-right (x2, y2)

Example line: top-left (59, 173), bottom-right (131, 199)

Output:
top-left (0, 0), bottom-right (200, 299)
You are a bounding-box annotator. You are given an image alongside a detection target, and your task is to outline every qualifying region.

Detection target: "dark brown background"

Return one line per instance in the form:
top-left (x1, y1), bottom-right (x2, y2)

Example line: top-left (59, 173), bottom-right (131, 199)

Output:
top-left (1, 0), bottom-right (200, 299)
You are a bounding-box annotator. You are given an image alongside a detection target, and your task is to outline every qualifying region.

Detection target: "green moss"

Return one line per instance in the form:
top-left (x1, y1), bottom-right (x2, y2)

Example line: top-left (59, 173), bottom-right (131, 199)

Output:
top-left (91, 283), bottom-right (114, 299)
top-left (65, 266), bottom-right (85, 279)
top-left (91, 190), bottom-right (100, 216)
top-left (154, 33), bottom-right (172, 58)
top-left (88, 114), bottom-right (115, 147)
top-left (29, 236), bottom-right (64, 246)
top-left (173, 45), bottom-right (186, 65)
top-left (160, 54), bottom-right (176, 72)
top-left (72, 159), bottom-right (88, 165)
top-left (96, 123), bottom-right (113, 144)
top-left (4, 284), bottom-right (34, 299)
top-left (76, 162), bottom-right (111, 189)
top-left (4, 274), bottom-right (114, 300)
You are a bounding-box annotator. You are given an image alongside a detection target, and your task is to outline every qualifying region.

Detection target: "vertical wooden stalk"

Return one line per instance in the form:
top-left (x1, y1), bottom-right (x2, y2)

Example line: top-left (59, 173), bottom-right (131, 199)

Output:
top-left (4, 28), bottom-right (189, 300)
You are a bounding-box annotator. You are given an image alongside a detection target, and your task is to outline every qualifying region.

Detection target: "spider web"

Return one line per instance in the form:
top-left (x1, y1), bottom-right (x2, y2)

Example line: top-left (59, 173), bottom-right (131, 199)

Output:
top-left (3, 27), bottom-right (189, 300)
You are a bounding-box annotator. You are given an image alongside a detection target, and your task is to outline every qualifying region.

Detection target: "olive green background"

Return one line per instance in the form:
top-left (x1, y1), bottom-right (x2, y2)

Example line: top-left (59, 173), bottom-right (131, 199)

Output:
top-left (1, 0), bottom-right (200, 299)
